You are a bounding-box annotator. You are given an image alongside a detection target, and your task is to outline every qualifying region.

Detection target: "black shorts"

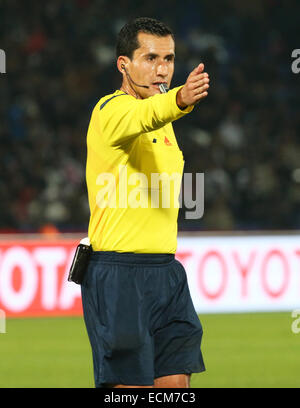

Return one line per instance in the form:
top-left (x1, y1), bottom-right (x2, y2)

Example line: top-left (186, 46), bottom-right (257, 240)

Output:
top-left (81, 251), bottom-right (205, 387)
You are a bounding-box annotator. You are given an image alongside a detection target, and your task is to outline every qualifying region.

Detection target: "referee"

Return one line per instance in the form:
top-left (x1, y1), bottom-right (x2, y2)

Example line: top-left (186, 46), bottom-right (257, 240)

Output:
top-left (81, 17), bottom-right (209, 388)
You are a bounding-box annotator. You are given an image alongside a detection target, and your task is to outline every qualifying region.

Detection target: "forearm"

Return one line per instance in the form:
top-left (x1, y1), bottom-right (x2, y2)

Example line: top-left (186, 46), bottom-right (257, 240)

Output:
top-left (99, 86), bottom-right (193, 146)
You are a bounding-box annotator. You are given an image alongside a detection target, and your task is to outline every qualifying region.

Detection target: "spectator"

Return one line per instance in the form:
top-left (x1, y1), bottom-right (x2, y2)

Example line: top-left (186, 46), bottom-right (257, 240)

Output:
top-left (1, 0), bottom-right (299, 232)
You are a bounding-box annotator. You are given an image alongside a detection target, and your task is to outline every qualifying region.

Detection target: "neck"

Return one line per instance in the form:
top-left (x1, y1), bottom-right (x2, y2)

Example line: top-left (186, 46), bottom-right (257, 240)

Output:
top-left (120, 79), bottom-right (142, 99)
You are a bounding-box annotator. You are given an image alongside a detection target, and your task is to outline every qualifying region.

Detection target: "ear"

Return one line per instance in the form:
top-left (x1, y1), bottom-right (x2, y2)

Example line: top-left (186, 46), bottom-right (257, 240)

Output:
top-left (117, 56), bottom-right (128, 74)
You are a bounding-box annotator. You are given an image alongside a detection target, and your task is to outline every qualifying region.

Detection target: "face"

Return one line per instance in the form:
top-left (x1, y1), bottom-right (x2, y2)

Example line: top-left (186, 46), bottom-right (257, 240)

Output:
top-left (120, 32), bottom-right (175, 99)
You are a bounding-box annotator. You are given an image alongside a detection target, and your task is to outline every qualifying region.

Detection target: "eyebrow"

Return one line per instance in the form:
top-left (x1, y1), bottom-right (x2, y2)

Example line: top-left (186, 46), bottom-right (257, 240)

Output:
top-left (145, 52), bottom-right (175, 59)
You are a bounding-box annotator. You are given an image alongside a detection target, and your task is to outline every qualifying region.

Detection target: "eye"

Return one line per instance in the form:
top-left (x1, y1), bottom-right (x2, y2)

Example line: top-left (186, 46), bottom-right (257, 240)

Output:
top-left (166, 55), bottom-right (174, 62)
top-left (147, 55), bottom-right (155, 61)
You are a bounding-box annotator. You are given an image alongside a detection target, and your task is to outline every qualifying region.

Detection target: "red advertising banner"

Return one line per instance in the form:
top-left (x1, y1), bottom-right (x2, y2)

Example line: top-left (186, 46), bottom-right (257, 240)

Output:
top-left (176, 235), bottom-right (300, 313)
top-left (0, 238), bottom-right (81, 317)
top-left (1, 234), bottom-right (300, 317)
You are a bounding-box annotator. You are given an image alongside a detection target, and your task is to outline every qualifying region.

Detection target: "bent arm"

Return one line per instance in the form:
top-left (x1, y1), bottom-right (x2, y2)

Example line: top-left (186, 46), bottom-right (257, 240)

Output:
top-left (98, 86), bottom-right (193, 146)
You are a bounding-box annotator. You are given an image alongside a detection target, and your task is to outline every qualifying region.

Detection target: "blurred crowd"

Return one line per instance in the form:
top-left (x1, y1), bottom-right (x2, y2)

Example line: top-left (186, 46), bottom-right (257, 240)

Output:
top-left (0, 0), bottom-right (299, 233)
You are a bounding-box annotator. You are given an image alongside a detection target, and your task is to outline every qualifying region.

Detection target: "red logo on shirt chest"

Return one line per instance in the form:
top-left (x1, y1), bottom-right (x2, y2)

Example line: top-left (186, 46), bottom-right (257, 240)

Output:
top-left (164, 136), bottom-right (172, 146)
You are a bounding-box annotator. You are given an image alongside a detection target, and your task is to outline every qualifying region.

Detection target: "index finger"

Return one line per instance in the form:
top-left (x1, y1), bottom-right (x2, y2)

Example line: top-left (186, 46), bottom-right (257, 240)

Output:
top-left (189, 72), bottom-right (209, 83)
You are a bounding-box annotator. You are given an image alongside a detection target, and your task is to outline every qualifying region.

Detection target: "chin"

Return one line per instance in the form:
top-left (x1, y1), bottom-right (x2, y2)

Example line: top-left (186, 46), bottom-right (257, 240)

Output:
top-left (148, 89), bottom-right (161, 98)
top-left (152, 89), bottom-right (161, 95)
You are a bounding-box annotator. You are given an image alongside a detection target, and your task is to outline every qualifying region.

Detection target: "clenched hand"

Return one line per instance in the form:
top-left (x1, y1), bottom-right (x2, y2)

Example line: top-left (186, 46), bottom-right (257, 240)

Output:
top-left (176, 63), bottom-right (210, 109)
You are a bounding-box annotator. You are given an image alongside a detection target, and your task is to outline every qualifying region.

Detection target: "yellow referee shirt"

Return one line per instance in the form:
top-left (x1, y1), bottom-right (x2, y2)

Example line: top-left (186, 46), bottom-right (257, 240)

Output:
top-left (86, 86), bottom-right (193, 253)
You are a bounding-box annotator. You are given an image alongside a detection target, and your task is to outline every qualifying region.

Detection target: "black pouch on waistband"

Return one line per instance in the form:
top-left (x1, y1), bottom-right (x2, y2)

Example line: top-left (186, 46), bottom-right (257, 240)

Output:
top-left (68, 239), bottom-right (92, 285)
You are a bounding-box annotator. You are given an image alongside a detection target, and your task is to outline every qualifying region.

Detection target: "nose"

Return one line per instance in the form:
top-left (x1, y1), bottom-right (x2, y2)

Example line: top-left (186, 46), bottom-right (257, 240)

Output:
top-left (156, 60), bottom-right (169, 77)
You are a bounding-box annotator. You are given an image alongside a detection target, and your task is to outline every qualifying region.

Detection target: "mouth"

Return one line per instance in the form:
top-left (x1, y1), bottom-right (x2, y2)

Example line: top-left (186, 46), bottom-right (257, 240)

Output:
top-left (152, 81), bottom-right (168, 89)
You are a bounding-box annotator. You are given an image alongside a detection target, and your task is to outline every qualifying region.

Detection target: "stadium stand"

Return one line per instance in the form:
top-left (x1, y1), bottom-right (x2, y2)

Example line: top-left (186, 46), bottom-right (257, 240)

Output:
top-left (0, 0), bottom-right (299, 232)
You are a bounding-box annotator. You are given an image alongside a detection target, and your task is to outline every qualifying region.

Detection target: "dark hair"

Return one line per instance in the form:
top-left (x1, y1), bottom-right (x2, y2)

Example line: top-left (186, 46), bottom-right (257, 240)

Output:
top-left (116, 17), bottom-right (174, 59)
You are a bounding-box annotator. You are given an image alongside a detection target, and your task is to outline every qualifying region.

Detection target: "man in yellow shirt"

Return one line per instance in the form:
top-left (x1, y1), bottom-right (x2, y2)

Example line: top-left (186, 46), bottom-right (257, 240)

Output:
top-left (82, 17), bottom-right (209, 388)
